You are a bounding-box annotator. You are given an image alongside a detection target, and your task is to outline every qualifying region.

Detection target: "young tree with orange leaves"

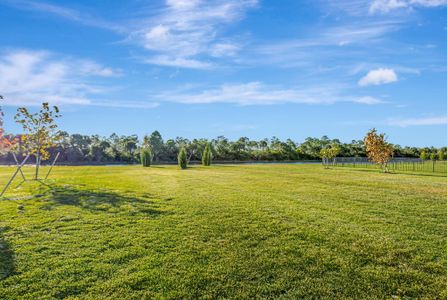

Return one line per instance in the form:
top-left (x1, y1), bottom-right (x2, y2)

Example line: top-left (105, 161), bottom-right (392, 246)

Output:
top-left (364, 129), bottom-right (394, 173)
top-left (0, 95), bottom-right (16, 155)
top-left (14, 102), bottom-right (62, 179)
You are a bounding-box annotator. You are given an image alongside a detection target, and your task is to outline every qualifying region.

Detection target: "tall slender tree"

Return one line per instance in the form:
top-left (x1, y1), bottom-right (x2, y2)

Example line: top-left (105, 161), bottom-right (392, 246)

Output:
top-left (202, 143), bottom-right (212, 166)
top-left (178, 147), bottom-right (188, 170)
top-left (140, 135), bottom-right (152, 167)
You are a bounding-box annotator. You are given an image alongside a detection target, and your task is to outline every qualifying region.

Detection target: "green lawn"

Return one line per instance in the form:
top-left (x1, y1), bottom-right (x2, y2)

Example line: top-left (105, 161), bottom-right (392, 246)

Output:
top-left (1, 164), bottom-right (447, 299)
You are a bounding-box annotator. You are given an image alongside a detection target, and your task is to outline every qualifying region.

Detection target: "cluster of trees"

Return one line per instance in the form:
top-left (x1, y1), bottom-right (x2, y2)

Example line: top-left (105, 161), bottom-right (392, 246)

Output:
top-left (420, 150), bottom-right (446, 161)
top-left (1, 130), bottom-right (445, 165)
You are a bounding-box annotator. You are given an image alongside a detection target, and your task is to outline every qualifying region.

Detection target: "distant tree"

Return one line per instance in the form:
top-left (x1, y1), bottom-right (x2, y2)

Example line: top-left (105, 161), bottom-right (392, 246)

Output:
top-left (202, 143), bottom-right (212, 166)
top-left (164, 139), bottom-right (178, 161)
top-left (14, 102), bottom-right (61, 179)
top-left (213, 136), bottom-right (230, 160)
top-left (364, 129), bottom-right (394, 173)
top-left (320, 143), bottom-right (340, 169)
top-left (178, 147), bottom-right (188, 169)
top-left (88, 135), bottom-right (110, 162)
top-left (141, 147), bottom-right (152, 167)
top-left (148, 131), bottom-right (164, 161)
top-left (119, 135), bottom-right (139, 162)
top-left (430, 152), bottom-right (437, 161)
top-left (186, 138), bottom-right (207, 161)
top-left (420, 150), bottom-right (428, 160)
top-left (438, 150), bottom-right (445, 161)
top-left (140, 135), bottom-right (152, 167)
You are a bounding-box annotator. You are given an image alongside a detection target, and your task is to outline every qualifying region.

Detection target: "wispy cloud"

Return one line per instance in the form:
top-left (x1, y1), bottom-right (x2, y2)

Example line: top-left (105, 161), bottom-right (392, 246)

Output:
top-left (358, 68), bottom-right (398, 86)
top-left (144, 56), bottom-right (213, 70)
top-left (132, 0), bottom-right (258, 69)
top-left (320, 0), bottom-right (447, 15)
top-left (0, 50), bottom-right (157, 109)
top-left (354, 96), bottom-right (386, 104)
top-left (389, 115), bottom-right (447, 127)
top-left (87, 101), bottom-right (160, 109)
top-left (319, 0), bottom-right (372, 16)
top-left (0, 0), bottom-right (124, 32)
top-left (153, 82), bottom-right (385, 106)
top-left (370, 0), bottom-right (447, 14)
top-left (248, 21), bottom-right (402, 68)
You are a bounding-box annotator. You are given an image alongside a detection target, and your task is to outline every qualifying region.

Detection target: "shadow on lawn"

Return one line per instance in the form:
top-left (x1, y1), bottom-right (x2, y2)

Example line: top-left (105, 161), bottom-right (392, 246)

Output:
top-left (0, 228), bottom-right (14, 280)
top-left (40, 184), bottom-right (169, 217)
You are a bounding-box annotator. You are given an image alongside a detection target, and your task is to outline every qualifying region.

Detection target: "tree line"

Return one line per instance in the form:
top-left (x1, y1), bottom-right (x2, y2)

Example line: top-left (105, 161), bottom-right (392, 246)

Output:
top-left (0, 130), bottom-right (445, 164)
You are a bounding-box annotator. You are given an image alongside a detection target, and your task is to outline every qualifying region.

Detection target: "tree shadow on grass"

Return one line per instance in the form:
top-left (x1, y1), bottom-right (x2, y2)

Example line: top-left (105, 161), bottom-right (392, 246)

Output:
top-left (39, 184), bottom-right (170, 217)
top-left (0, 227), bottom-right (14, 280)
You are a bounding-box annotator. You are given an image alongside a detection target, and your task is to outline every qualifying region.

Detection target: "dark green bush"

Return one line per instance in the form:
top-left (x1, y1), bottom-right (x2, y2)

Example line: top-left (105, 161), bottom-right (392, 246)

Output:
top-left (178, 147), bottom-right (188, 169)
top-left (140, 147), bottom-right (152, 167)
top-left (202, 143), bottom-right (212, 166)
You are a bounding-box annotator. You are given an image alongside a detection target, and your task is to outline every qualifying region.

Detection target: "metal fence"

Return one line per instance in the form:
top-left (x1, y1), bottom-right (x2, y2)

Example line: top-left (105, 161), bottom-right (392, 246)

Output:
top-left (333, 157), bottom-right (447, 174)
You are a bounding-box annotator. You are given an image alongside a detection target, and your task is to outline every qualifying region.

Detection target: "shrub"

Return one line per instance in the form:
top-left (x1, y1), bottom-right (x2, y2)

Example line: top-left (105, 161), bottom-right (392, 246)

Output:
top-left (202, 143), bottom-right (212, 166)
top-left (319, 143), bottom-right (340, 169)
top-left (140, 147), bottom-right (152, 167)
top-left (430, 152), bottom-right (437, 161)
top-left (438, 150), bottom-right (445, 161)
top-left (363, 129), bottom-right (394, 172)
top-left (178, 147), bottom-right (188, 169)
top-left (420, 151), bottom-right (428, 160)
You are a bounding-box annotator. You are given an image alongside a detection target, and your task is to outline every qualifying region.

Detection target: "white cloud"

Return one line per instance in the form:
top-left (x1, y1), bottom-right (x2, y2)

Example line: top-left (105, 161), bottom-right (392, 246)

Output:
top-left (210, 43), bottom-right (240, 57)
top-left (144, 56), bottom-right (213, 69)
top-left (358, 68), bottom-right (398, 86)
top-left (133, 0), bottom-right (257, 68)
top-left (354, 96), bottom-right (386, 104)
top-left (389, 115), bottom-right (447, 127)
top-left (0, 50), bottom-right (155, 109)
top-left (78, 61), bottom-right (121, 77)
top-left (154, 82), bottom-right (385, 106)
top-left (0, 51), bottom-right (79, 105)
top-left (166, 0), bottom-right (202, 10)
top-left (370, 0), bottom-right (447, 14)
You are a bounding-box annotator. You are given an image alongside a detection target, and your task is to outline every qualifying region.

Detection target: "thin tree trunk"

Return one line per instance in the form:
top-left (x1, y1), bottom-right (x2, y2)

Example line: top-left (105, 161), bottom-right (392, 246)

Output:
top-left (35, 153), bottom-right (40, 180)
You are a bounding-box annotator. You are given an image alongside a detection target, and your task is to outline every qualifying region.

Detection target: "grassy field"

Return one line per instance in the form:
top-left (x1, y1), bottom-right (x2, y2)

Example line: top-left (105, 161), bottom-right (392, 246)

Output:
top-left (1, 164), bottom-right (447, 299)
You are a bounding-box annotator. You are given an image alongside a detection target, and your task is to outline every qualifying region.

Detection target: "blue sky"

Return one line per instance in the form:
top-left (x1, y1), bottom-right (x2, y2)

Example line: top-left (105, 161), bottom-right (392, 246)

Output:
top-left (0, 0), bottom-right (446, 146)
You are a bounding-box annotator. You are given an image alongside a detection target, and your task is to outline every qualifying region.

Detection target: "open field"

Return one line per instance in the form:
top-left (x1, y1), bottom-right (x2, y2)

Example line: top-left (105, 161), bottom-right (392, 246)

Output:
top-left (1, 165), bottom-right (447, 299)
